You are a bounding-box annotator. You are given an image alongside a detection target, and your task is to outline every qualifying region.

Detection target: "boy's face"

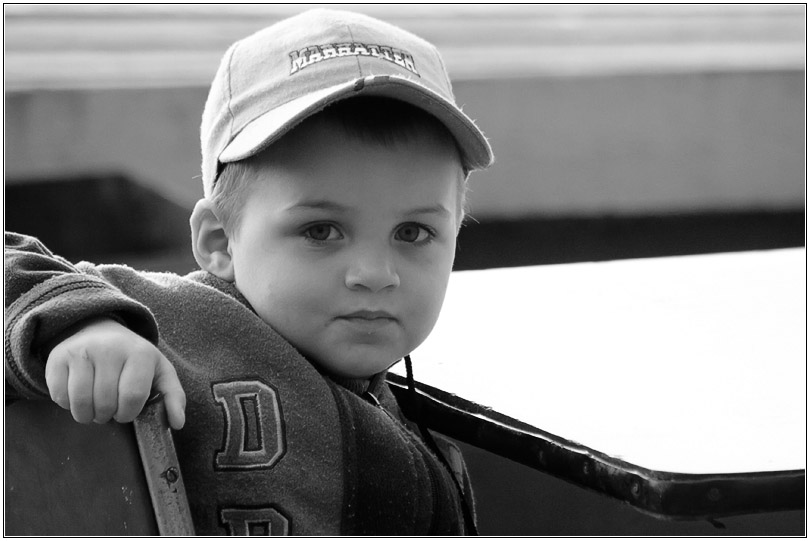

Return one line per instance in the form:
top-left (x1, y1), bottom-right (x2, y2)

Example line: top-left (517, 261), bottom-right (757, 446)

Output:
top-left (227, 119), bottom-right (461, 379)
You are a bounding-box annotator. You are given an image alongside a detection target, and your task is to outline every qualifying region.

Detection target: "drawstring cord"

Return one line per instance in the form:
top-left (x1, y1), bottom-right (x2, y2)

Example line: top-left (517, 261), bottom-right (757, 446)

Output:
top-left (404, 354), bottom-right (417, 394)
top-left (404, 355), bottom-right (479, 536)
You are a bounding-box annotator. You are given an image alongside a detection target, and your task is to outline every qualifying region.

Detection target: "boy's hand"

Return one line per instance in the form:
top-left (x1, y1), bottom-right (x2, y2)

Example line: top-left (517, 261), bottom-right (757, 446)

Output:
top-left (44, 318), bottom-right (186, 430)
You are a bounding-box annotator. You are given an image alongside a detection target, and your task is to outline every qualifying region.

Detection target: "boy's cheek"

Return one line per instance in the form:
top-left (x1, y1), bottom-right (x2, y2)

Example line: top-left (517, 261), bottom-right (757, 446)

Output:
top-left (412, 280), bottom-right (450, 324)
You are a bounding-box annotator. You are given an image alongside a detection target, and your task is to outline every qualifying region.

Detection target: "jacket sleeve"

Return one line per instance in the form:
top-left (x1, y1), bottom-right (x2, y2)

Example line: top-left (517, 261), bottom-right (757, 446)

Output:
top-left (4, 232), bottom-right (159, 400)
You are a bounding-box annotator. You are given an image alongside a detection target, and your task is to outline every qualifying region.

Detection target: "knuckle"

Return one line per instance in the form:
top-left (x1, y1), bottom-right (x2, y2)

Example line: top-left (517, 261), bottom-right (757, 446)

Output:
top-left (118, 388), bottom-right (147, 408)
top-left (139, 343), bottom-right (163, 363)
top-left (63, 346), bottom-right (93, 368)
top-left (124, 340), bottom-right (155, 365)
top-left (46, 350), bottom-right (70, 372)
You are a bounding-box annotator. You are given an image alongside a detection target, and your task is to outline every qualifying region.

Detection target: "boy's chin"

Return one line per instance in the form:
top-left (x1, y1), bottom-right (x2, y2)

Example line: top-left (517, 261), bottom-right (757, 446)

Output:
top-left (298, 334), bottom-right (421, 380)
top-left (325, 363), bottom-right (394, 381)
top-left (311, 352), bottom-right (400, 381)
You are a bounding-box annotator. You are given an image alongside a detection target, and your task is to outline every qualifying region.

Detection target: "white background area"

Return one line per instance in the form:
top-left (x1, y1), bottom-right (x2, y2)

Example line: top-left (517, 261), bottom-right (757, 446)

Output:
top-left (394, 249), bottom-right (806, 475)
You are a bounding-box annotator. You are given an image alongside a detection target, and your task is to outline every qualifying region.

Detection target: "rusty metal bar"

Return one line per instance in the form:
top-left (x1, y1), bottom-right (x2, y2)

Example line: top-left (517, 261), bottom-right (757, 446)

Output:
top-left (132, 396), bottom-right (195, 536)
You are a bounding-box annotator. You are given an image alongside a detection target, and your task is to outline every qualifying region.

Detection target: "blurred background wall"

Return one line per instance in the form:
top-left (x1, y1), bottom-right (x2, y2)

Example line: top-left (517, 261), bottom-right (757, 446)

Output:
top-left (3, 4), bottom-right (806, 535)
top-left (5, 4), bottom-right (805, 271)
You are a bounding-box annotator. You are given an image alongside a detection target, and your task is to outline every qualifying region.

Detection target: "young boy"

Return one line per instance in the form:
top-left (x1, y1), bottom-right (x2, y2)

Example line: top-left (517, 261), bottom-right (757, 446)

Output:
top-left (5, 9), bottom-right (492, 535)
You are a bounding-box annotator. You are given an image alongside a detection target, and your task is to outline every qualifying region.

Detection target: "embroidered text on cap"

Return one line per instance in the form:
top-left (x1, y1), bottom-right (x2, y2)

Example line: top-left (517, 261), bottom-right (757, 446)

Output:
top-left (289, 43), bottom-right (420, 76)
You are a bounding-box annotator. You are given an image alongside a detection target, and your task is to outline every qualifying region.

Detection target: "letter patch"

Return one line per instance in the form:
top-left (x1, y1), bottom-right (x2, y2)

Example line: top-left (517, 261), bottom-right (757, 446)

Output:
top-left (213, 380), bottom-right (286, 470)
top-left (220, 506), bottom-right (290, 536)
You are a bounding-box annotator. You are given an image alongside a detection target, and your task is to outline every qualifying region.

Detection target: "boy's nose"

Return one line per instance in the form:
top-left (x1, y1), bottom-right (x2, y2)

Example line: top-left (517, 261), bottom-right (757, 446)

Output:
top-left (345, 251), bottom-right (400, 293)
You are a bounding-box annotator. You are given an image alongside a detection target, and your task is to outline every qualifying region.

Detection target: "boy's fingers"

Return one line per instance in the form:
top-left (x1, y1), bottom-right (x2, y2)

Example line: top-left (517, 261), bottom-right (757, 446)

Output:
top-left (92, 362), bottom-right (121, 424)
top-left (114, 355), bottom-right (154, 424)
top-left (153, 355), bottom-right (186, 430)
top-left (66, 353), bottom-right (95, 424)
top-left (163, 390), bottom-right (186, 431)
top-left (45, 357), bottom-right (70, 411)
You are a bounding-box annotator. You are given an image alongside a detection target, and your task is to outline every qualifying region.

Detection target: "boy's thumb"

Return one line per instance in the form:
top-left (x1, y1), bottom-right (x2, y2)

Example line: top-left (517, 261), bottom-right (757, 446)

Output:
top-left (153, 355), bottom-right (187, 430)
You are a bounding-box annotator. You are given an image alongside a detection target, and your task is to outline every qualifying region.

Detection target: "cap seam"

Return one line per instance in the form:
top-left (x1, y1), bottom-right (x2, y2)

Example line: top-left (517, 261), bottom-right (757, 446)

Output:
top-left (432, 44), bottom-right (454, 100)
top-left (346, 25), bottom-right (363, 80)
top-left (224, 42), bottom-right (239, 146)
top-left (209, 42), bottom-right (239, 190)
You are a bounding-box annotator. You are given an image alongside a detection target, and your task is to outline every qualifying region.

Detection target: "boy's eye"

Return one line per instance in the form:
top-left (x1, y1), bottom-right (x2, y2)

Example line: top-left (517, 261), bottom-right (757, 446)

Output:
top-left (395, 223), bottom-right (433, 243)
top-left (304, 224), bottom-right (342, 242)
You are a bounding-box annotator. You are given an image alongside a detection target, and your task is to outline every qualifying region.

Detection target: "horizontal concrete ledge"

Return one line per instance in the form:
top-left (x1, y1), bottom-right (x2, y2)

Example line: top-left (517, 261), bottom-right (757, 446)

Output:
top-left (4, 4), bottom-right (805, 91)
top-left (4, 43), bottom-right (804, 92)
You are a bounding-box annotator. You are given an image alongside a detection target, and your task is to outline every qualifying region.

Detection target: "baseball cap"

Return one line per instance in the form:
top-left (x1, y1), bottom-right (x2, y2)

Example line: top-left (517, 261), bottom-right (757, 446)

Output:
top-left (200, 8), bottom-right (493, 197)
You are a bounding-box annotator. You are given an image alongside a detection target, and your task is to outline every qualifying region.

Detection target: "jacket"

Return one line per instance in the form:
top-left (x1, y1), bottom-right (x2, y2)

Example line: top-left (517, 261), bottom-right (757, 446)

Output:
top-left (4, 232), bottom-right (474, 535)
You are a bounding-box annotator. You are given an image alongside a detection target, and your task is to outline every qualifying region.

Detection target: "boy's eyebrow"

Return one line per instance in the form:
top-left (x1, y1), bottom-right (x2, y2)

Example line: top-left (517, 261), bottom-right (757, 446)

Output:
top-left (285, 200), bottom-right (350, 213)
top-left (285, 201), bottom-right (452, 218)
top-left (403, 204), bottom-right (452, 219)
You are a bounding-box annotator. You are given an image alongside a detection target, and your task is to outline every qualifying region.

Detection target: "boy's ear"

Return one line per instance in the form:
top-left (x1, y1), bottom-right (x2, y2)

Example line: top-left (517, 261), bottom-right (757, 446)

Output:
top-left (190, 199), bottom-right (235, 282)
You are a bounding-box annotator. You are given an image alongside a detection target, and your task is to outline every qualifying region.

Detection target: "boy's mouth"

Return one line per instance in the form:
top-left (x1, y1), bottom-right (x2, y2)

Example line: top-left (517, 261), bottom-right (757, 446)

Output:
top-left (341, 309), bottom-right (396, 320)
top-left (336, 310), bottom-right (398, 332)
top-left (338, 310), bottom-right (397, 321)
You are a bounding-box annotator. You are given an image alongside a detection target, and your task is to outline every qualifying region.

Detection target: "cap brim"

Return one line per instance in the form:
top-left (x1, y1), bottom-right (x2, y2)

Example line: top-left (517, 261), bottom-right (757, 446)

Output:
top-left (218, 75), bottom-right (493, 171)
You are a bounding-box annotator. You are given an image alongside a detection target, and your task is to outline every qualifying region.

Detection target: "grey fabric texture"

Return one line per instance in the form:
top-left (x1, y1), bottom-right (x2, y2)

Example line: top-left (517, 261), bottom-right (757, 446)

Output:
top-left (4, 231), bottom-right (471, 535)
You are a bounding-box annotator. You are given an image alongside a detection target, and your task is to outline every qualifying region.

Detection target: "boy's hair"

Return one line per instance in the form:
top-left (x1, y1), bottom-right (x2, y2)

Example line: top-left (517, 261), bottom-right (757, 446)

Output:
top-left (212, 97), bottom-right (468, 237)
